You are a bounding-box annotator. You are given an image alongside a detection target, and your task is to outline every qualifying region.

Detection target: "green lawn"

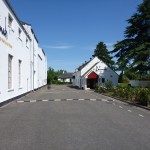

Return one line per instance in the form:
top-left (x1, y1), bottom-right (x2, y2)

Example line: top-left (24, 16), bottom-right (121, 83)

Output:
top-left (118, 83), bottom-right (129, 88)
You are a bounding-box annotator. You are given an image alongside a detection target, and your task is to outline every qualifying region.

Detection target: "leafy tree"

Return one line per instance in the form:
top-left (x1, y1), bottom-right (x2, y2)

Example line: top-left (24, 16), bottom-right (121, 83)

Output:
top-left (112, 0), bottom-right (150, 79)
top-left (47, 68), bottom-right (67, 84)
top-left (57, 70), bottom-right (67, 76)
top-left (93, 42), bottom-right (115, 68)
top-left (47, 67), bottom-right (57, 84)
top-left (124, 69), bottom-right (140, 80)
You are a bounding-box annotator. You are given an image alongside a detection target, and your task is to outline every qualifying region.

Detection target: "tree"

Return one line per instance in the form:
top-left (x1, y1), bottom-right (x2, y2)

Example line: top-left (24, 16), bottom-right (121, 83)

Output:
top-left (112, 39), bottom-right (134, 81)
top-left (93, 42), bottom-right (115, 68)
top-left (47, 67), bottom-right (57, 84)
top-left (47, 68), bottom-right (68, 84)
top-left (112, 0), bottom-right (150, 79)
top-left (57, 70), bottom-right (67, 76)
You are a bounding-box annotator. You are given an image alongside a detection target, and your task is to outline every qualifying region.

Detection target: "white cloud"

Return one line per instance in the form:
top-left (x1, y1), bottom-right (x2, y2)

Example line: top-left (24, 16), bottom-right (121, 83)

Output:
top-left (43, 44), bottom-right (73, 49)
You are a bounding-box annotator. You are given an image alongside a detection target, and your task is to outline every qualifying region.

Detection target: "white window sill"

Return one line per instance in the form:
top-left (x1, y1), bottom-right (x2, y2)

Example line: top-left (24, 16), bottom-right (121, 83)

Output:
top-left (8, 89), bottom-right (14, 92)
top-left (19, 87), bottom-right (23, 90)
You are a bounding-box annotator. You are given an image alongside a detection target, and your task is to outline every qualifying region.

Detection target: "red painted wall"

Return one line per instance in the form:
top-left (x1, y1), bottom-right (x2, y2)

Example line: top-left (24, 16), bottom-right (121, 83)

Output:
top-left (88, 72), bottom-right (99, 79)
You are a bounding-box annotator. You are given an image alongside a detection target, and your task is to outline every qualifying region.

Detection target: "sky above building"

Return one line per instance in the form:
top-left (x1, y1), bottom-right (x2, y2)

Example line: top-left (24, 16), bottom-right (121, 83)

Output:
top-left (9, 0), bottom-right (142, 72)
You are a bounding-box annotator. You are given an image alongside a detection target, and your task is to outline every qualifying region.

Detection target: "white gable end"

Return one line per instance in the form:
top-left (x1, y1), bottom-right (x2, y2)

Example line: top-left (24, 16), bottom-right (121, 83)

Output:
top-left (83, 61), bottom-right (118, 87)
top-left (81, 57), bottom-right (100, 76)
top-left (83, 61), bottom-right (107, 78)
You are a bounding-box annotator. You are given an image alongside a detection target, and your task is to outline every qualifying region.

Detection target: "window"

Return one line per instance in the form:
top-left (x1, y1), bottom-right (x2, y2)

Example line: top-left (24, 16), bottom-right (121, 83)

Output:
top-left (18, 28), bottom-right (22, 39)
top-left (102, 78), bottom-right (105, 83)
top-left (8, 55), bottom-right (13, 89)
top-left (18, 60), bottom-right (22, 88)
top-left (8, 14), bottom-right (13, 28)
top-left (26, 38), bottom-right (29, 47)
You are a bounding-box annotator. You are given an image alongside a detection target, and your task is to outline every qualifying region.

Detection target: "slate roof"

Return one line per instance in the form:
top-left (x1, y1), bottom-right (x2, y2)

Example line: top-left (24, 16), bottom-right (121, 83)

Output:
top-left (4, 0), bottom-right (31, 40)
top-left (77, 58), bottom-right (93, 71)
top-left (21, 21), bottom-right (39, 43)
top-left (59, 73), bottom-right (73, 79)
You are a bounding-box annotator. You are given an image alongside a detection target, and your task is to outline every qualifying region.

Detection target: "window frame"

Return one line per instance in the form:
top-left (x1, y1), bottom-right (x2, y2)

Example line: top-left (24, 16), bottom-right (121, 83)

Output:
top-left (8, 54), bottom-right (13, 90)
top-left (8, 14), bottom-right (13, 29)
top-left (18, 60), bottom-right (22, 88)
top-left (26, 38), bottom-right (29, 48)
top-left (18, 28), bottom-right (22, 40)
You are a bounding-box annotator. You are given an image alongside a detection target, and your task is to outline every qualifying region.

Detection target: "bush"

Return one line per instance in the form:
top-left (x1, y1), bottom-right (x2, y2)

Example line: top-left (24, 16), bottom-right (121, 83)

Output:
top-left (98, 86), bottom-right (108, 93)
top-left (95, 84), bottom-right (99, 91)
top-left (135, 88), bottom-right (150, 106)
top-left (105, 81), bottom-right (113, 91)
top-left (95, 85), bottom-right (108, 93)
top-left (95, 84), bottom-right (150, 107)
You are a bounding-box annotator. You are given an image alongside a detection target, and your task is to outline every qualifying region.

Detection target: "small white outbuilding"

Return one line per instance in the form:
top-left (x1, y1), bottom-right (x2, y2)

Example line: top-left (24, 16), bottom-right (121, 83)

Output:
top-left (73, 57), bottom-right (118, 90)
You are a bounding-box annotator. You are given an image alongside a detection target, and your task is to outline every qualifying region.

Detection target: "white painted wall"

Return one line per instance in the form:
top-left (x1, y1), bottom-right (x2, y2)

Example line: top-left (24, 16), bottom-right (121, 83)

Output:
top-left (73, 70), bottom-right (81, 87)
top-left (58, 78), bottom-right (72, 83)
top-left (37, 48), bottom-right (47, 87)
top-left (81, 57), bottom-right (99, 76)
top-left (22, 24), bottom-right (37, 90)
top-left (22, 22), bottom-right (47, 90)
top-left (0, 0), bottom-right (31, 103)
top-left (0, 0), bottom-right (47, 104)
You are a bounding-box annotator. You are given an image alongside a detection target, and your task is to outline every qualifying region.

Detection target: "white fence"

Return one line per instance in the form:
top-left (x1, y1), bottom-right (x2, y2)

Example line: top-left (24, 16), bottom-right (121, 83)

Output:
top-left (129, 80), bottom-right (150, 87)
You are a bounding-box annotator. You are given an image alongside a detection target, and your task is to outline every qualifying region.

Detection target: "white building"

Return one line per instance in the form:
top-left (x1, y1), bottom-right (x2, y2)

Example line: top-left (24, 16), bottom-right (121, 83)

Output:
top-left (0, 0), bottom-right (47, 105)
top-left (22, 22), bottom-right (47, 90)
top-left (58, 73), bottom-right (73, 83)
top-left (36, 48), bottom-right (47, 88)
top-left (73, 57), bottom-right (118, 89)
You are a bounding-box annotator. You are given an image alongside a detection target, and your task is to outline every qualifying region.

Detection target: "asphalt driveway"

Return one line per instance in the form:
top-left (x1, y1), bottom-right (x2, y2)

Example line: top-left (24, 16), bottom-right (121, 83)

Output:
top-left (0, 85), bottom-right (150, 150)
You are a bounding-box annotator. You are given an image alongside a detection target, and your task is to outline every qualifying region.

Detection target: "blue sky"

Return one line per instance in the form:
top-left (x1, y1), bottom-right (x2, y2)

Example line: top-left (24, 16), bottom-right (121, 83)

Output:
top-left (9, 0), bottom-right (142, 72)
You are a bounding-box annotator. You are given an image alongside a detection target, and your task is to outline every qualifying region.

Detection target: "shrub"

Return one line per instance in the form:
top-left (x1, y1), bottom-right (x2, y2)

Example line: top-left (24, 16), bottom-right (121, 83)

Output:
top-left (135, 88), bottom-right (150, 106)
top-left (52, 80), bottom-right (70, 85)
top-left (105, 81), bottom-right (113, 91)
top-left (114, 87), bottom-right (137, 101)
top-left (123, 87), bottom-right (132, 100)
top-left (94, 84), bottom-right (107, 93)
top-left (113, 87), bottom-right (150, 106)
top-left (98, 86), bottom-right (108, 93)
top-left (95, 84), bottom-right (99, 91)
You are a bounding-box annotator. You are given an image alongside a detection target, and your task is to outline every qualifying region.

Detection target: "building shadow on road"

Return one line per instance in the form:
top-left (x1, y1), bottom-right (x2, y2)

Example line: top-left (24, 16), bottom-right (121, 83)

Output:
top-left (67, 85), bottom-right (82, 90)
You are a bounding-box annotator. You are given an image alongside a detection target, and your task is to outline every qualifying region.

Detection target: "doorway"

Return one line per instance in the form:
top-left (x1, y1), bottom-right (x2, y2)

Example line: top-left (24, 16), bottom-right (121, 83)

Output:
top-left (87, 79), bottom-right (98, 89)
top-left (87, 71), bottom-right (99, 89)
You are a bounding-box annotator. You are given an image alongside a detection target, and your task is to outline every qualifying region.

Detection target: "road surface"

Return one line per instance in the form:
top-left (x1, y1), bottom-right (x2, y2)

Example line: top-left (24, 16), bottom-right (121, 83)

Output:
top-left (0, 85), bottom-right (150, 150)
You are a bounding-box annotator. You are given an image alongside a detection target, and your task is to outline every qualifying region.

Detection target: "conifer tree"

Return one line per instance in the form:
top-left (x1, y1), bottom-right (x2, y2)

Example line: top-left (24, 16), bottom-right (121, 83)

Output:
top-left (93, 42), bottom-right (115, 68)
top-left (112, 0), bottom-right (150, 79)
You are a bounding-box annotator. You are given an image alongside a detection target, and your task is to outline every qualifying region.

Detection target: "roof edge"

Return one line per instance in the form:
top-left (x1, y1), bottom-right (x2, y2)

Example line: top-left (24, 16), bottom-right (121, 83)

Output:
top-left (4, 0), bottom-right (31, 40)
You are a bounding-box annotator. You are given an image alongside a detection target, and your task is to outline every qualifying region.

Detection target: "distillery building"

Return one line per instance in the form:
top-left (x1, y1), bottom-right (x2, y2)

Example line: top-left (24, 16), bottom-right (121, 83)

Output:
top-left (0, 0), bottom-right (47, 104)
